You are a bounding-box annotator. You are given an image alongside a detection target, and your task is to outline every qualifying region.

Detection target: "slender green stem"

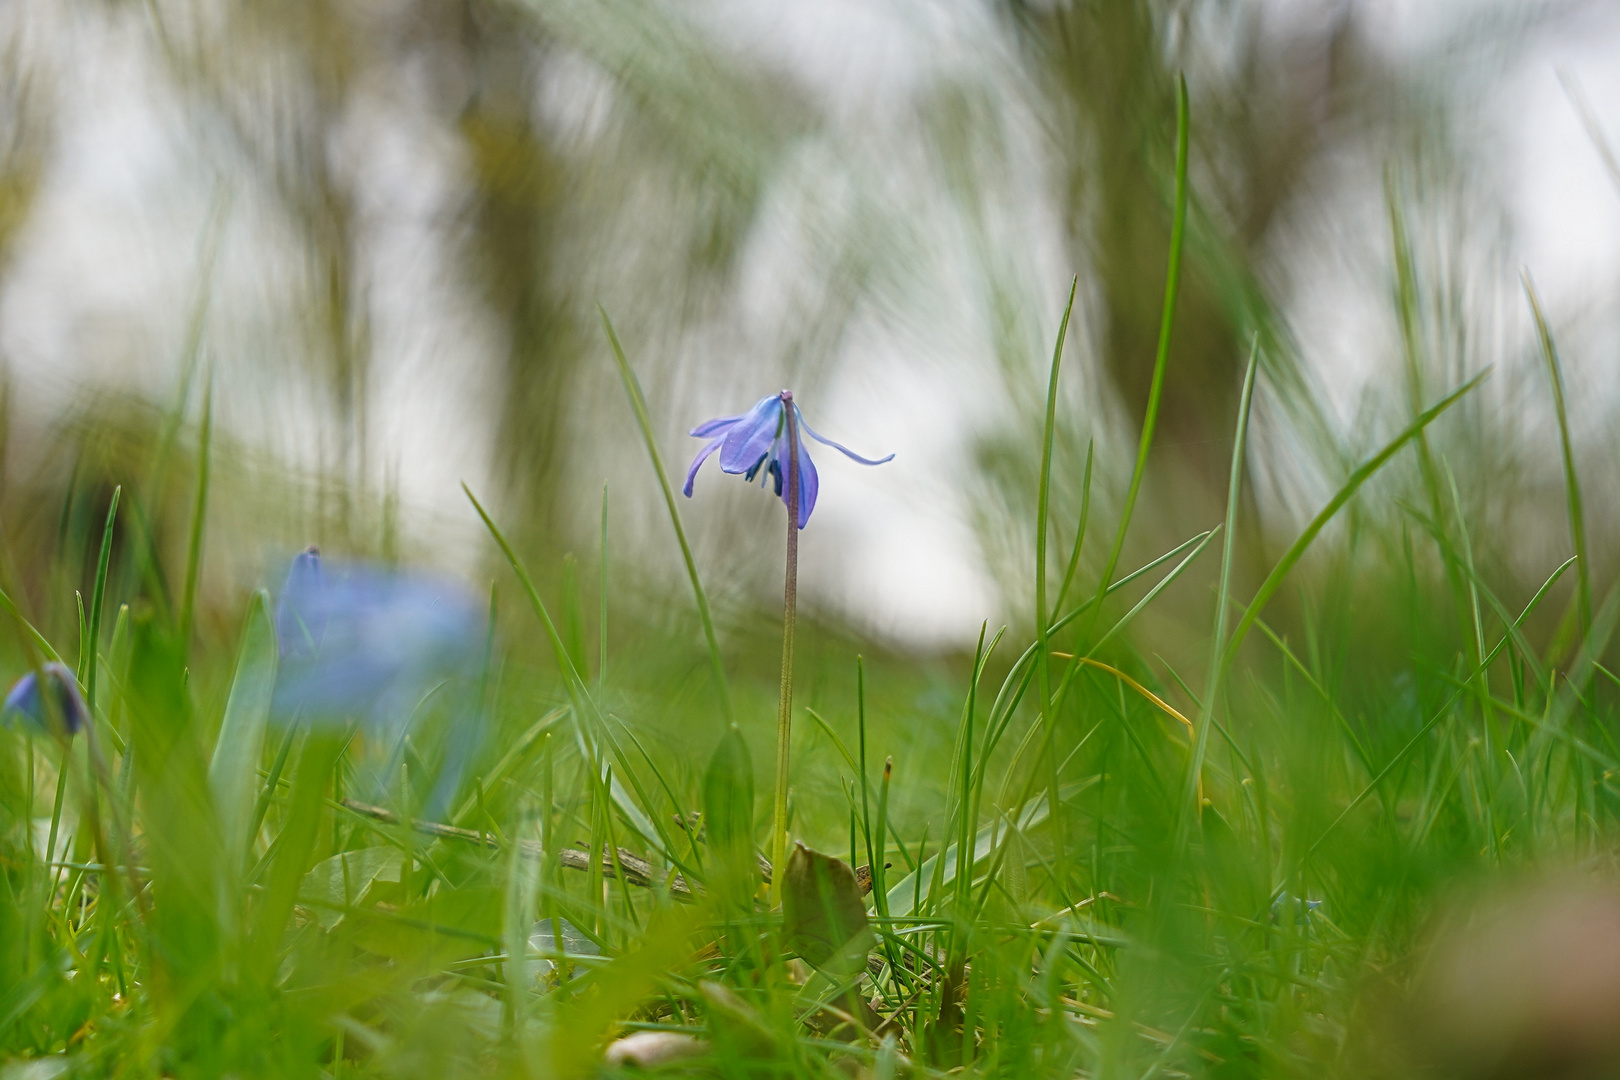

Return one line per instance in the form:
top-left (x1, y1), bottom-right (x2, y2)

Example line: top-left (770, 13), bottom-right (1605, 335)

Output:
top-left (770, 392), bottom-right (800, 909)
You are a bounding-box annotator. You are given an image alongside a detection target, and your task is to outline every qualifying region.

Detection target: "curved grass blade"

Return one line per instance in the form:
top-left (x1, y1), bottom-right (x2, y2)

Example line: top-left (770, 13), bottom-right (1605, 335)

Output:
top-left (601, 309), bottom-right (732, 724)
top-left (464, 484), bottom-right (675, 863)
top-left (1524, 272), bottom-right (1591, 633)
top-left (1222, 369), bottom-right (1489, 670)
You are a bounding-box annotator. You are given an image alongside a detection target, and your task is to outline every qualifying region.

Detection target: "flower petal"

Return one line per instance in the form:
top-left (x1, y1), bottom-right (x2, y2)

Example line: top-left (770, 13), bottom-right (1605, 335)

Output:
top-left (683, 435), bottom-right (725, 496)
top-left (690, 414), bottom-right (742, 438)
top-left (719, 396), bottom-right (784, 474)
top-left (793, 438), bottom-right (819, 528)
top-left (797, 407), bottom-right (894, 466)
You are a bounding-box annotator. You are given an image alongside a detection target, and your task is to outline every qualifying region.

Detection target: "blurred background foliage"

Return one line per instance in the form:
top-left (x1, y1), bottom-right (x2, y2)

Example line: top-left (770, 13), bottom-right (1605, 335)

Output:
top-left (0, 0), bottom-right (1614, 700)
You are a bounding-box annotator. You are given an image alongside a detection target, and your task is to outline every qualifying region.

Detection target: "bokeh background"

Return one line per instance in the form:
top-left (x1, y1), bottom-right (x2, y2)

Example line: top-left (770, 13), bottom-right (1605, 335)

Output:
top-left (2, 0), bottom-right (1618, 658)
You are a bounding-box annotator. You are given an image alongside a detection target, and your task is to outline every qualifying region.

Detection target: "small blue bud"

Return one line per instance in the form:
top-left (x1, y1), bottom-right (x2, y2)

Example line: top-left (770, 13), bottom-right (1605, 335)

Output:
top-left (2, 662), bottom-right (89, 737)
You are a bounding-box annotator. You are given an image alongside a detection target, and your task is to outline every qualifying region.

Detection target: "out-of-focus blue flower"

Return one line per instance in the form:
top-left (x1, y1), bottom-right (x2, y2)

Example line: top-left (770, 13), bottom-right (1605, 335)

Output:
top-left (274, 547), bottom-right (482, 721)
top-left (683, 391), bottom-right (892, 527)
top-left (273, 547), bottom-right (485, 811)
top-left (2, 662), bottom-right (88, 737)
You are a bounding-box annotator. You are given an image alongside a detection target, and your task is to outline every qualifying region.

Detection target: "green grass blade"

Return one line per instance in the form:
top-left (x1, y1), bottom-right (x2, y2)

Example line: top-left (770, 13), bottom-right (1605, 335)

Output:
top-left (1052, 439), bottom-right (1094, 617)
top-left (600, 308), bottom-right (732, 724)
top-left (179, 375), bottom-right (213, 648)
top-left (1222, 369), bottom-right (1489, 670)
top-left (464, 484), bottom-right (672, 860)
top-left (208, 590), bottom-right (277, 869)
top-left (83, 487), bottom-right (121, 715)
top-left (600, 484), bottom-right (610, 692)
top-left (1035, 276), bottom-right (1078, 890)
top-left (1181, 339), bottom-right (1258, 837)
top-left (1524, 272), bottom-right (1591, 633)
top-left (0, 586), bottom-right (63, 665)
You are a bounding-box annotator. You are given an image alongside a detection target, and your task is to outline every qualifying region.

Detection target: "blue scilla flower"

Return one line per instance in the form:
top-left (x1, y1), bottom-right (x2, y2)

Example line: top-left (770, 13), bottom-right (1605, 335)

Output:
top-left (2, 661), bottom-right (89, 737)
top-left (274, 547), bottom-right (482, 722)
top-left (683, 391), bottom-right (893, 527)
top-left (273, 547), bottom-right (485, 811)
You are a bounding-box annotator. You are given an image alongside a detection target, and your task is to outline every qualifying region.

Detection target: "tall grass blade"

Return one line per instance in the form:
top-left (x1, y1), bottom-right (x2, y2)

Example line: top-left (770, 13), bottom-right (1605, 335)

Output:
top-left (1035, 276), bottom-right (1078, 890)
top-left (1180, 340), bottom-right (1258, 841)
top-left (179, 374), bottom-right (213, 648)
top-left (1222, 370), bottom-right (1488, 669)
top-left (601, 308), bottom-right (732, 723)
top-left (1523, 271), bottom-right (1591, 633)
top-left (207, 590), bottom-right (277, 869)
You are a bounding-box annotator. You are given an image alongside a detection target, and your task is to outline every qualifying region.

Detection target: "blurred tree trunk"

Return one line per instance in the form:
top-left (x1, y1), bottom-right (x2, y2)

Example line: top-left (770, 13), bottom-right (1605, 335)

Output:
top-left (453, 3), bottom-right (580, 550)
top-left (1006, 0), bottom-right (1357, 532)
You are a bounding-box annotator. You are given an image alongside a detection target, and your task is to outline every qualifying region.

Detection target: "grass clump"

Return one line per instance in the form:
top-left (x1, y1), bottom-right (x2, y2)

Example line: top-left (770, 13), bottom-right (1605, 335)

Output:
top-left (0, 118), bottom-right (1614, 1080)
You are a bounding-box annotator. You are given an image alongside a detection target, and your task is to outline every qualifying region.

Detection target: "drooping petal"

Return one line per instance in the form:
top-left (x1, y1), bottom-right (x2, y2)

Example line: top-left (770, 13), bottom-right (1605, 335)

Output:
top-left (797, 408), bottom-right (894, 466)
top-left (690, 414), bottom-right (742, 438)
top-left (683, 436), bottom-right (725, 496)
top-left (793, 437), bottom-right (819, 528)
top-left (719, 396), bottom-right (784, 474)
top-left (768, 434), bottom-right (819, 527)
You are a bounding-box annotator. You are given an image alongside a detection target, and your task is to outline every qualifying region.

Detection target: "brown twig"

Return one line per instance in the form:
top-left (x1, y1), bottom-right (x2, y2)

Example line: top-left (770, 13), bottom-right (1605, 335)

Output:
top-left (337, 798), bottom-right (879, 899)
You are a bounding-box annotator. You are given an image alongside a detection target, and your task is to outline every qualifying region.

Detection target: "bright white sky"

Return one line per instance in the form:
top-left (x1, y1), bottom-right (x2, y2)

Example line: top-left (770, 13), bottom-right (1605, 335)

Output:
top-left (2, 0), bottom-right (1618, 649)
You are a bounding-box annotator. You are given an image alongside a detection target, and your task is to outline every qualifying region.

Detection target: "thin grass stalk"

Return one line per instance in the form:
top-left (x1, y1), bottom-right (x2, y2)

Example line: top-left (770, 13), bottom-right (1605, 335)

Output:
top-left (464, 484), bottom-right (682, 866)
top-left (1523, 272), bottom-right (1591, 634)
top-left (83, 487), bottom-right (121, 715)
top-left (1222, 370), bottom-right (1487, 670)
top-left (601, 310), bottom-right (732, 723)
top-left (1035, 276), bottom-right (1078, 886)
top-left (1052, 440), bottom-right (1094, 618)
top-left (1179, 340), bottom-right (1257, 846)
top-left (857, 656), bottom-right (876, 892)
top-left (1388, 180), bottom-right (1459, 616)
top-left (599, 485), bottom-right (610, 692)
top-left (180, 373), bottom-right (213, 648)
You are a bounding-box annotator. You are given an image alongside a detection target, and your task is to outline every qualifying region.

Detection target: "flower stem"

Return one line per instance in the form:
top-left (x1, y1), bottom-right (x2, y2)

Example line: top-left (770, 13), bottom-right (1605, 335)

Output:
top-left (770, 391), bottom-right (799, 908)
